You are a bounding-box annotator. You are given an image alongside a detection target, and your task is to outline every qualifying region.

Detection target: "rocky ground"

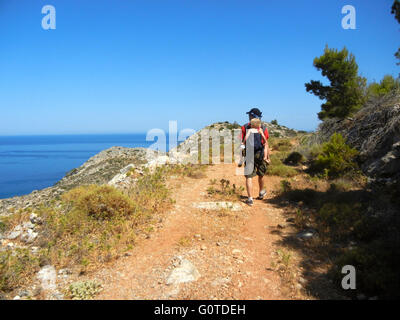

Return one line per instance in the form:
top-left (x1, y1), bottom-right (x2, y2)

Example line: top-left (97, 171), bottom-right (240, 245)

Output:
top-left (4, 163), bottom-right (344, 300)
top-left (2, 109), bottom-right (397, 300)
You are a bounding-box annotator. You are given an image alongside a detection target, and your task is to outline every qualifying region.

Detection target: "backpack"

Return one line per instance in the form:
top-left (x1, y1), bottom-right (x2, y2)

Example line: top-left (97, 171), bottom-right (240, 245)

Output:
top-left (242, 123), bottom-right (266, 155)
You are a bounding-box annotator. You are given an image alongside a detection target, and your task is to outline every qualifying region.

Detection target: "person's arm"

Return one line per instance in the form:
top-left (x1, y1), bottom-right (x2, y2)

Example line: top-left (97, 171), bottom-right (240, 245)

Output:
top-left (263, 139), bottom-right (270, 162)
top-left (262, 127), bottom-right (270, 162)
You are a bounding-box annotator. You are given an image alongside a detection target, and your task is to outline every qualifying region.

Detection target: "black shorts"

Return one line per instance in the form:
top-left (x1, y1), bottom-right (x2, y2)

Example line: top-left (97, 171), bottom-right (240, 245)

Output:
top-left (244, 151), bottom-right (268, 178)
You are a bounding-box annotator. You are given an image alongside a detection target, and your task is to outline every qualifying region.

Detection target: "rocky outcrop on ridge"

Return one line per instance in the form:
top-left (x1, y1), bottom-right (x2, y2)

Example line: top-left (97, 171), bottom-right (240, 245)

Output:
top-left (316, 91), bottom-right (400, 183)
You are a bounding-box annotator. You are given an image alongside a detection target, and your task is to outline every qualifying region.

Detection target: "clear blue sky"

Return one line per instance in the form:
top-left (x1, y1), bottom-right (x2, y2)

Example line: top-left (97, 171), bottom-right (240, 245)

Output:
top-left (0, 0), bottom-right (398, 135)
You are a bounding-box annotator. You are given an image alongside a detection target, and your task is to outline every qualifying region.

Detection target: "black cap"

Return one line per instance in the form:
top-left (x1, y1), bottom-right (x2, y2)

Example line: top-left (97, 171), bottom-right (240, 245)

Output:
top-left (246, 108), bottom-right (262, 118)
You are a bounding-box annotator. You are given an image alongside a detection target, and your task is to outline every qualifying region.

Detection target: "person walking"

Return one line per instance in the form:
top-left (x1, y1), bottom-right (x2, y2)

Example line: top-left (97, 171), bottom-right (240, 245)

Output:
top-left (240, 108), bottom-right (270, 206)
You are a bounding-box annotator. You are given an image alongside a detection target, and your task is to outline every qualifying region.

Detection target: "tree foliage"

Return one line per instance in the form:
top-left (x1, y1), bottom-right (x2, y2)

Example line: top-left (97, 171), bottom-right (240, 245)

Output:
top-left (305, 46), bottom-right (366, 120)
top-left (367, 75), bottom-right (400, 98)
top-left (392, 0), bottom-right (400, 65)
top-left (392, 0), bottom-right (400, 24)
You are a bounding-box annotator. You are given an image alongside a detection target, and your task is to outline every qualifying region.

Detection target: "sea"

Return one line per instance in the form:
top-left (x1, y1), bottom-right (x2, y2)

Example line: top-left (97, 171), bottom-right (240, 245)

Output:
top-left (0, 134), bottom-right (156, 199)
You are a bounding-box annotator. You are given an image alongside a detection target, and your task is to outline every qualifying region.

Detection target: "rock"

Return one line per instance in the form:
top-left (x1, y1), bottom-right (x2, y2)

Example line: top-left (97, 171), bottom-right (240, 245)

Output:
top-left (30, 213), bottom-right (42, 224)
top-left (22, 221), bottom-right (35, 230)
top-left (192, 202), bottom-right (242, 211)
top-left (211, 277), bottom-right (230, 287)
top-left (31, 246), bottom-right (40, 254)
top-left (232, 249), bottom-right (242, 255)
top-left (107, 173), bottom-right (128, 187)
top-left (316, 96), bottom-right (400, 184)
top-left (58, 268), bottom-right (71, 275)
top-left (120, 164), bottom-right (136, 175)
top-left (13, 295), bottom-right (21, 300)
top-left (21, 229), bottom-right (38, 243)
top-left (6, 229), bottom-right (21, 240)
top-left (200, 245), bottom-right (207, 251)
top-left (286, 217), bottom-right (295, 223)
top-left (37, 265), bottom-right (57, 292)
top-left (50, 291), bottom-right (64, 300)
top-left (166, 259), bottom-right (201, 285)
top-left (296, 229), bottom-right (318, 240)
top-left (18, 290), bottom-right (29, 297)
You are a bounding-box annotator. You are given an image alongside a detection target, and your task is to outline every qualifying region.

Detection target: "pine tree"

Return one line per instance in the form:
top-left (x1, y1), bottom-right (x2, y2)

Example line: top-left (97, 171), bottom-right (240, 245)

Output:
top-left (305, 46), bottom-right (366, 120)
top-left (392, 0), bottom-right (400, 66)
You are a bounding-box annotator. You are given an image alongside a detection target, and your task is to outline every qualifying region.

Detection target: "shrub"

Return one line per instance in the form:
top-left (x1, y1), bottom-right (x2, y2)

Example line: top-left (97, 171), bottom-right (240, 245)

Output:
top-left (271, 119), bottom-right (278, 125)
top-left (367, 75), bottom-right (400, 98)
top-left (0, 248), bottom-right (41, 293)
top-left (267, 157), bottom-right (298, 177)
top-left (280, 179), bottom-right (292, 193)
top-left (317, 202), bottom-right (362, 240)
top-left (35, 169), bottom-right (172, 273)
top-left (129, 166), bottom-right (172, 211)
top-left (68, 280), bottom-right (103, 300)
top-left (269, 138), bottom-right (292, 152)
top-left (310, 133), bottom-right (359, 179)
top-left (284, 151), bottom-right (304, 165)
top-left (62, 185), bottom-right (137, 220)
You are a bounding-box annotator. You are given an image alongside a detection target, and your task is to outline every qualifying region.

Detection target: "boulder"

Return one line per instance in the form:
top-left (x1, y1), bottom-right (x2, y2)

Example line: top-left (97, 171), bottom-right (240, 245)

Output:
top-left (166, 259), bottom-right (201, 285)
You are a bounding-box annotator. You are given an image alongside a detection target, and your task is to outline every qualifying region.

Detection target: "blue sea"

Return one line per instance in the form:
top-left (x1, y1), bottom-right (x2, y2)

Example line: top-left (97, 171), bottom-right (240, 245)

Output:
top-left (0, 134), bottom-right (155, 199)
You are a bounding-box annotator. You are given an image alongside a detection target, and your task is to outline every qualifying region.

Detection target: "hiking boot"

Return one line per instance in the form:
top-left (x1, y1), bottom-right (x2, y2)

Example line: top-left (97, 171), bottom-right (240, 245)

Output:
top-left (257, 189), bottom-right (267, 200)
top-left (245, 198), bottom-right (254, 206)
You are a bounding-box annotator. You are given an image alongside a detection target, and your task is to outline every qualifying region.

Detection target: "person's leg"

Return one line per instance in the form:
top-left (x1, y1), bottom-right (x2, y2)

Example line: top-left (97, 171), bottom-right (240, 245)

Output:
top-left (245, 177), bottom-right (254, 206)
top-left (258, 175), bottom-right (264, 192)
top-left (257, 175), bottom-right (266, 199)
top-left (246, 177), bottom-right (252, 198)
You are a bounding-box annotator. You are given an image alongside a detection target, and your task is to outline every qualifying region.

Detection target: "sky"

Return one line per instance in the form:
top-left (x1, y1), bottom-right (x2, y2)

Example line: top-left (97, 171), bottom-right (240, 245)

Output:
top-left (0, 0), bottom-right (398, 135)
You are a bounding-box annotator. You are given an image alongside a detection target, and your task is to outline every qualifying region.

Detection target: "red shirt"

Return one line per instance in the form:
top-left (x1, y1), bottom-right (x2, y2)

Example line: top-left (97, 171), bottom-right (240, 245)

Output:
top-left (241, 123), bottom-right (269, 144)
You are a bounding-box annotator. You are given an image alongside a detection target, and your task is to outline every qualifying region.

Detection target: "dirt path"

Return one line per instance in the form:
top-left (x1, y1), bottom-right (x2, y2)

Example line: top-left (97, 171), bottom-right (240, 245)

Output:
top-left (91, 163), bottom-right (299, 300)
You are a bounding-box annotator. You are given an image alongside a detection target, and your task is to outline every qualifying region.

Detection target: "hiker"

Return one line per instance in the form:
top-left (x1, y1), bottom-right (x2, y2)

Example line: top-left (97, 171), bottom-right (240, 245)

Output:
top-left (240, 108), bottom-right (270, 206)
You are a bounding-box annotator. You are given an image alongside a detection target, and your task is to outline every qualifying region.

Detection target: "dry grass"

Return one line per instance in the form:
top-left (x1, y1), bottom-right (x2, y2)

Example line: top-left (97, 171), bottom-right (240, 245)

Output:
top-left (206, 179), bottom-right (244, 201)
top-left (0, 163), bottom-right (207, 296)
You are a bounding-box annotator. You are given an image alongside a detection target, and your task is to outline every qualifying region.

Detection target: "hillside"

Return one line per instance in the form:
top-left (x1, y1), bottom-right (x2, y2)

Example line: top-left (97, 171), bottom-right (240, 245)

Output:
top-left (1, 111), bottom-right (399, 300)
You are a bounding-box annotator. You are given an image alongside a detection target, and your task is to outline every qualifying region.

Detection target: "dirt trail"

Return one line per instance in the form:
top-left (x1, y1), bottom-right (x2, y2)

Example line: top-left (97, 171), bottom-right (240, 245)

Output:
top-left (92, 163), bottom-right (298, 300)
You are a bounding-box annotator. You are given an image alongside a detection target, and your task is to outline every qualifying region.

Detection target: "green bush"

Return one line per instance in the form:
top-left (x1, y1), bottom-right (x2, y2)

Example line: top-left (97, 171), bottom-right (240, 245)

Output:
top-left (310, 133), bottom-right (359, 179)
top-left (62, 185), bottom-right (137, 220)
top-left (284, 151), bottom-right (304, 165)
top-left (267, 157), bottom-right (298, 177)
top-left (317, 202), bottom-right (362, 240)
top-left (366, 75), bottom-right (400, 98)
top-left (0, 248), bottom-right (41, 292)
